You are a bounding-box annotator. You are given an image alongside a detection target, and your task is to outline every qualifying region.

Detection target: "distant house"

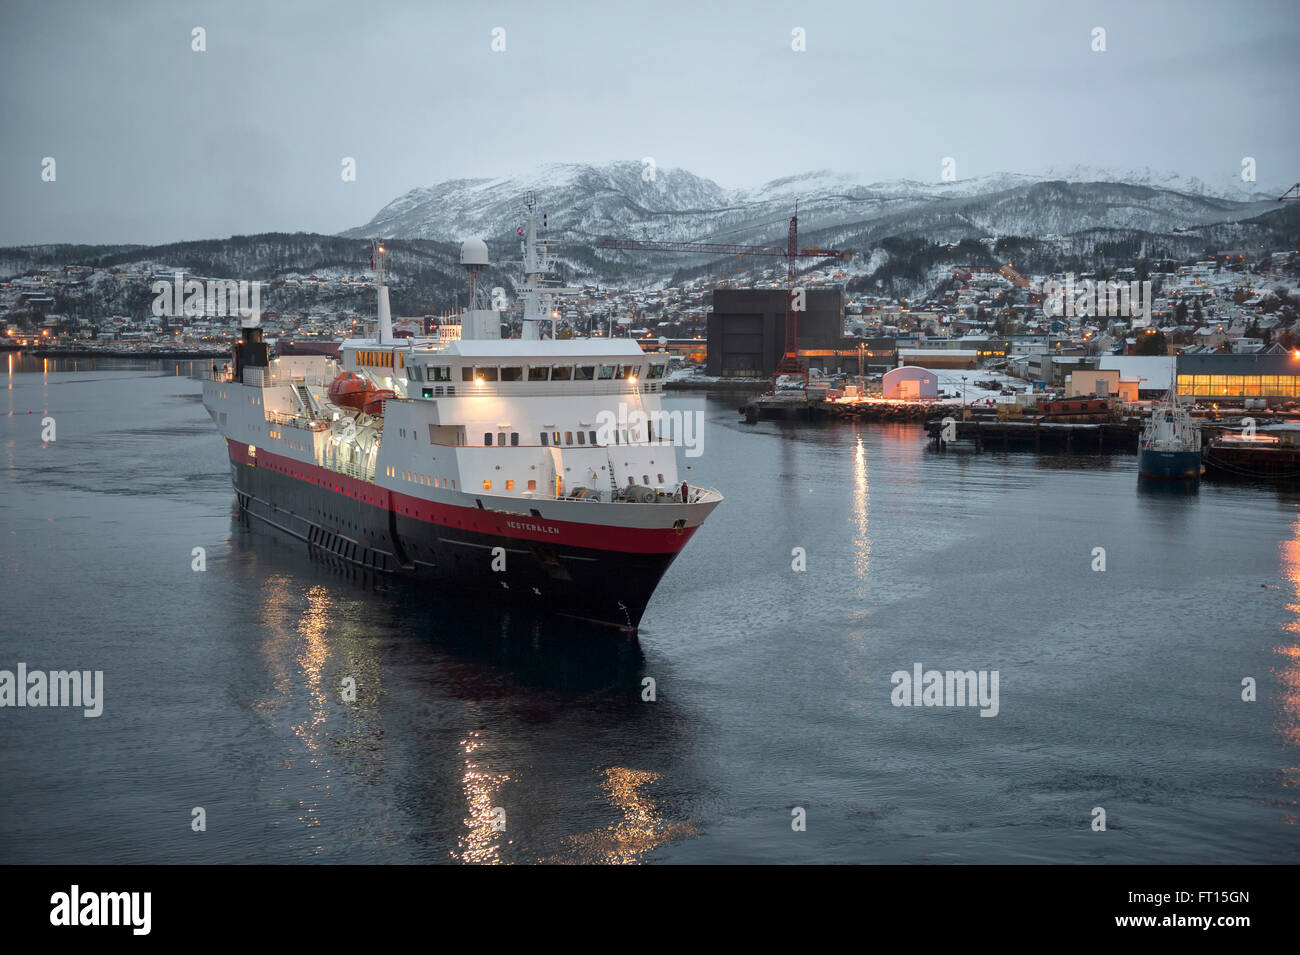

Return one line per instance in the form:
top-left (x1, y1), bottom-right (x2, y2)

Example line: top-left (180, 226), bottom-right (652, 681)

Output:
top-left (1194, 326), bottom-right (1227, 348)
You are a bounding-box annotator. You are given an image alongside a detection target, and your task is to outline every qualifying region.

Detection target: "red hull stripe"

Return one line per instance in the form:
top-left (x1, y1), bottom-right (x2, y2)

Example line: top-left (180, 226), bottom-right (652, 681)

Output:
top-left (227, 439), bottom-right (697, 555)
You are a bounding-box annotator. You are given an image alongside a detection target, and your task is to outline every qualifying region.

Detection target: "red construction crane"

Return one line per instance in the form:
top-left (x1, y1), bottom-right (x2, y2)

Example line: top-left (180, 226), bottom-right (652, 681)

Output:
top-left (595, 212), bottom-right (851, 384)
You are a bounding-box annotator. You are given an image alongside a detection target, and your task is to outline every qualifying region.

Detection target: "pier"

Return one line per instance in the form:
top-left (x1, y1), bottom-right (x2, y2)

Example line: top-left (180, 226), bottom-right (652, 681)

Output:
top-left (742, 394), bottom-right (959, 423)
top-left (925, 416), bottom-right (1143, 453)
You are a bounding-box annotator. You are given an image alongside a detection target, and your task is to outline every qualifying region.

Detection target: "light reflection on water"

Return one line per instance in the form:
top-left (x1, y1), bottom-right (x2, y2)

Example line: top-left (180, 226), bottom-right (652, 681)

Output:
top-left (1276, 515), bottom-right (1300, 824)
top-left (544, 768), bottom-right (697, 865)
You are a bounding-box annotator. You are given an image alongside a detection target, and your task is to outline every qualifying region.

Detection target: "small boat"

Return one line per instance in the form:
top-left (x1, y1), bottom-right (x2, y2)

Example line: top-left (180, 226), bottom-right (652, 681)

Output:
top-left (1138, 392), bottom-right (1202, 481)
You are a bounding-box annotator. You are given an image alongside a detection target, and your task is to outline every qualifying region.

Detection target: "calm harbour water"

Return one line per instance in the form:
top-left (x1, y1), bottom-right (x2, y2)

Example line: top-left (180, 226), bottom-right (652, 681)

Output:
top-left (2, 353), bottom-right (1298, 864)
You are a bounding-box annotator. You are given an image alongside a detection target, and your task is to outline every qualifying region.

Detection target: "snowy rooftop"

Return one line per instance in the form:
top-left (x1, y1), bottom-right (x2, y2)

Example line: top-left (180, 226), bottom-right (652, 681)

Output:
top-left (1098, 355), bottom-right (1175, 383)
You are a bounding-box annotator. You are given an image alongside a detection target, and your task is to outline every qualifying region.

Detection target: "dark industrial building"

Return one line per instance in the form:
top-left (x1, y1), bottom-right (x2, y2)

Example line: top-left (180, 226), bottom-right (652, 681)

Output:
top-left (707, 288), bottom-right (884, 377)
top-left (1176, 352), bottom-right (1300, 403)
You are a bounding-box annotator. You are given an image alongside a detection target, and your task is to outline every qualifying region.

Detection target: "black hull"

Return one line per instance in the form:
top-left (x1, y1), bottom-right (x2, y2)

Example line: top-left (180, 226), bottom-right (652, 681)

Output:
top-left (1137, 448), bottom-right (1202, 481)
top-left (229, 458), bottom-right (680, 631)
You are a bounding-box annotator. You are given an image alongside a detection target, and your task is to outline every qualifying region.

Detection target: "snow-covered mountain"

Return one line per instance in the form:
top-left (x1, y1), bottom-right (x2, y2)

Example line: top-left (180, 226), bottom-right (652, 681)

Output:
top-left (1037, 163), bottom-right (1276, 203)
top-left (343, 161), bottom-right (1283, 252)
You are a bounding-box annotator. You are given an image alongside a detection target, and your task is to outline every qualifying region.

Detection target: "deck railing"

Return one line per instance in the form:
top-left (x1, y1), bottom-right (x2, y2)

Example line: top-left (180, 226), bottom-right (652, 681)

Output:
top-left (191, 366), bottom-right (234, 382)
top-left (266, 410), bottom-right (329, 432)
top-left (410, 379), bottom-right (666, 399)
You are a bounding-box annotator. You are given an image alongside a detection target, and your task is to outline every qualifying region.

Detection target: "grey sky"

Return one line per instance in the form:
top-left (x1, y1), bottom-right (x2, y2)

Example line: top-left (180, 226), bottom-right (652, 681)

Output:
top-left (2, 0), bottom-right (1297, 246)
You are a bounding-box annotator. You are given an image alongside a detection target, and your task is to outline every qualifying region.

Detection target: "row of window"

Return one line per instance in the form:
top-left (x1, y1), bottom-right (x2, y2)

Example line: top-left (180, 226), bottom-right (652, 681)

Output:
top-left (478, 428), bottom-right (652, 447)
top-left (482, 479), bottom-right (536, 492)
top-left (1176, 373), bottom-right (1300, 396)
top-left (379, 465), bottom-right (670, 496)
top-left (356, 351), bottom-right (402, 369)
top-left (479, 474), bottom-right (667, 493)
top-left (407, 363), bottom-right (665, 383)
top-left (385, 464), bottom-right (459, 490)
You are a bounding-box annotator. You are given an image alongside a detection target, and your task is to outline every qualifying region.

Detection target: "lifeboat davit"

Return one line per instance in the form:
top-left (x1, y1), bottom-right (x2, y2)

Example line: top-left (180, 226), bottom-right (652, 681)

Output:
top-left (362, 389), bottom-right (396, 417)
top-left (328, 371), bottom-right (374, 411)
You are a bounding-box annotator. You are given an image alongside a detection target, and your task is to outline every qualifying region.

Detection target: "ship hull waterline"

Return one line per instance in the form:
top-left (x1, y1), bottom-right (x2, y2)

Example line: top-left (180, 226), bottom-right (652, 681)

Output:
top-left (226, 442), bottom-right (697, 633)
top-left (1137, 447), bottom-right (1203, 481)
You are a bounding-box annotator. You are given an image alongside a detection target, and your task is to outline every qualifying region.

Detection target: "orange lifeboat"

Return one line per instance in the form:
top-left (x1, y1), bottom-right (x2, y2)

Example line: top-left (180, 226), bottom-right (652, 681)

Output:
top-left (362, 389), bottom-right (395, 417)
top-left (328, 371), bottom-right (374, 410)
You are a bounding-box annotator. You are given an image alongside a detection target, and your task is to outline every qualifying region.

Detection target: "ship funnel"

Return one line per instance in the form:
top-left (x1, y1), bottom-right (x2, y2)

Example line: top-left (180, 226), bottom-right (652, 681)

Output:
top-left (377, 285), bottom-right (392, 344)
top-left (372, 239), bottom-right (392, 344)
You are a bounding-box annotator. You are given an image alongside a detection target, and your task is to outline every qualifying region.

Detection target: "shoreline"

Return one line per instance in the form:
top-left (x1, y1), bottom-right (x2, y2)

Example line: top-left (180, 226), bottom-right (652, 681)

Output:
top-left (1, 345), bottom-right (226, 360)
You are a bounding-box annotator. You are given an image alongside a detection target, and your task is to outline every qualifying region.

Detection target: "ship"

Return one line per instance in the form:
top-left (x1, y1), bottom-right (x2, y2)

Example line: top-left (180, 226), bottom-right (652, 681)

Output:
top-left (198, 197), bottom-right (722, 631)
top-left (1137, 388), bottom-right (1202, 481)
top-left (1203, 422), bottom-right (1300, 481)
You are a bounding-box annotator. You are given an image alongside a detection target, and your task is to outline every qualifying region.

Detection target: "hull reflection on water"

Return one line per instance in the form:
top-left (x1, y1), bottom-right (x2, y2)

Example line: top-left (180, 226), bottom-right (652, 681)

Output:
top-left (231, 509), bottom-right (702, 863)
top-left (237, 509), bottom-right (650, 684)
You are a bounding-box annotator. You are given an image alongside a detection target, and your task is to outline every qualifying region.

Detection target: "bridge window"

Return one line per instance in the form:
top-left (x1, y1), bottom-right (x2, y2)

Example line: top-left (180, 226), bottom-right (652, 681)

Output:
top-left (510, 433), bottom-right (519, 446)
top-left (496, 433), bottom-right (506, 446)
top-left (484, 432), bottom-right (492, 446)
top-left (648, 363), bottom-right (665, 379)
top-left (613, 365), bottom-right (628, 379)
top-left (598, 365), bottom-right (615, 380)
top-left (552, 432), bottom-right (560, 445)
top-left (564, 431), bottom-right (573, 445)
top-left (589, 430), bottom-right (597, 445)
top-left (574, 366), bottom-right (595, 381)
top-left (541, 433), bottom-right (549, 446)
top-left (501, 366), bottom-right (523, 382)
top-left (409, 366), bottom-right (422, 382)
top-left (429, 366), bottom-right (451, 382)
top-left (577, 432), bottom-right (586, 445)
top-left (528, 366), bottom-right (550, 381)
top-left (552, 366), bottom-right (573, 381)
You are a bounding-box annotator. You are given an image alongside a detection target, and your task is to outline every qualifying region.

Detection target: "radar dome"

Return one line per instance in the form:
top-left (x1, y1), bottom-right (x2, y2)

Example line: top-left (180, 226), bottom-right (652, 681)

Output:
top-left (459, 237), bottom-right (490, 267)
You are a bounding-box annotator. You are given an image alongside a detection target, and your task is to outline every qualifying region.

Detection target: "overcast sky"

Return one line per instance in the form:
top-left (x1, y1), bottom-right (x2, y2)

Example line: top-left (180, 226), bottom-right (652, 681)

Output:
top-left (1, 0), bottom-right (1297, 246)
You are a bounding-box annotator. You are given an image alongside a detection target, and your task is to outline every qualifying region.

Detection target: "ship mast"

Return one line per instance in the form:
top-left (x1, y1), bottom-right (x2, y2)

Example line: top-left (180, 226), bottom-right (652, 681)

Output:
top-left (518, 192), bottom-right (579, 340)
